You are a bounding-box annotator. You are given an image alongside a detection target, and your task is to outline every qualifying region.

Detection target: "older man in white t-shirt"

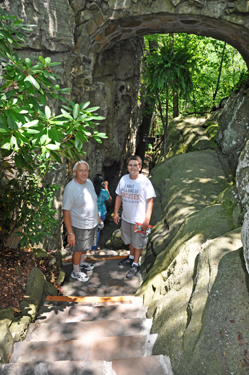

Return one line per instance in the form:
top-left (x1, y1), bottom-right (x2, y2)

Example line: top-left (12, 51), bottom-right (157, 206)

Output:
top-left (114, 155), bottom-right (156, 279)
top-left (63, 161), bottom-right (103, 282)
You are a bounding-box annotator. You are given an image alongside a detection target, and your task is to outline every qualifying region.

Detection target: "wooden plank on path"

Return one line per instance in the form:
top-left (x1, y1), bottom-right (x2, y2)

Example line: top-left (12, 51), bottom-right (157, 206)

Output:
top-left (45, 295), bottom-right (137, 303)
top-left (62, 256), bottom-right (128, 262)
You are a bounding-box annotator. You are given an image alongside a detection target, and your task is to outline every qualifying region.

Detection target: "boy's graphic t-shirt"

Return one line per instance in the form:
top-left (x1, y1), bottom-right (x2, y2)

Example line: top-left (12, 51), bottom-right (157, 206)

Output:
top-left (115, 174), bottom-right (156, 224)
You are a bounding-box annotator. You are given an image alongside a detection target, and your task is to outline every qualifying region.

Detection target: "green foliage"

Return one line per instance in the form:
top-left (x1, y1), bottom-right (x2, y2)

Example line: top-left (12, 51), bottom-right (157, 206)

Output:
top-left (144, 42), bottom-right (194, 99)
top-left (0, 10), bottom-right (107, 247)
top-left (233, 69), bottom-right (249, 91)
top-left (143, 33), bottom-right (247, 135)
top-left (0, 155), bottom-right (60, 246)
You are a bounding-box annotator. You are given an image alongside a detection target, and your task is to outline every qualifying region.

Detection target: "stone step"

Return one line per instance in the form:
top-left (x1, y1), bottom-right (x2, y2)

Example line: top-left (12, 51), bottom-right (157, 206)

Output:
top-left (25, 318), bottom-right (153, 341)
top-left (10, 333), bottom-right (158, 363)
top-left (0, 360), bottom-right (113, 375)
top-left (36, 301), bottom-right (147, 323)
top-left (112, 354), bottom-right (173, 375)
top-left (0, 355), bottom-right (173, 375)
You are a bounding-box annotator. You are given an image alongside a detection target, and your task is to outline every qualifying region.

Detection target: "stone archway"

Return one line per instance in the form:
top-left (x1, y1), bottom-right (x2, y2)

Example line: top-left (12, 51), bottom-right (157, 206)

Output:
top-left (73, 1), bottom-right (249, 69)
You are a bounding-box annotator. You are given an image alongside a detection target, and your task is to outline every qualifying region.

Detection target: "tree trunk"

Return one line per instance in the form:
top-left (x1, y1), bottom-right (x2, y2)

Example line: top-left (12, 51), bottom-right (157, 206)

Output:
top-left (173, 90), bottom-right (178, 118)
top-left (156, 92), bottom-right (168, 161)
top-left (136, 98), bottom-right (155, 163)
top-left (213, 42), bottom-right (226, 107)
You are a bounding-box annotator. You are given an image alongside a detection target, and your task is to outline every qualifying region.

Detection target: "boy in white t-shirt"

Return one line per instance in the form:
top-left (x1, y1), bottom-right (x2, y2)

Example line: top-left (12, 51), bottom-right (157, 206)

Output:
top-left (114, 155), bottom-right (156, 278)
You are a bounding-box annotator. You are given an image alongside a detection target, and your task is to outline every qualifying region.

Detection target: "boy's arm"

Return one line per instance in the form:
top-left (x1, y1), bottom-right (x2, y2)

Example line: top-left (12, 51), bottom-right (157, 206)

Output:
top-left (114, 194), bottom-right (122, 224)
top-left (142, 197), bottom-right (154, 230)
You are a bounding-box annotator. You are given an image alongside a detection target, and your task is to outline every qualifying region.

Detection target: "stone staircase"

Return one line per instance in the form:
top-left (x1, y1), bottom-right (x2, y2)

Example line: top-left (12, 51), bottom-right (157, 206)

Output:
top-left (0, 254), bottom-right (173, 374)
top-left (0, 297), bottom-right (173, 374)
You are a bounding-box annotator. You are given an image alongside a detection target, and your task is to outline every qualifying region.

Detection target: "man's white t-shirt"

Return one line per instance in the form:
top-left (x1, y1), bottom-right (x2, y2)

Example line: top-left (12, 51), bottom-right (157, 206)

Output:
top-left (115, 174), bottom-right (156, 224)
top-left (63, 179), bottom-right (98, 229)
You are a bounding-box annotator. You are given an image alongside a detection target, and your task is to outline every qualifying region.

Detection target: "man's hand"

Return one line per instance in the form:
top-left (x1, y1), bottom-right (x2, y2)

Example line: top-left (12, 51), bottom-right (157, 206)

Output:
top-left (67, 233), bottom-right (75, 247)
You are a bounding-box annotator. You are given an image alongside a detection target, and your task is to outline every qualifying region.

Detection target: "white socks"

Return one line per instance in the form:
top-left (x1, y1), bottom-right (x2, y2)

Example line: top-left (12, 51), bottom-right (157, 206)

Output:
top-left (73, 264), bottom-right (80, 273)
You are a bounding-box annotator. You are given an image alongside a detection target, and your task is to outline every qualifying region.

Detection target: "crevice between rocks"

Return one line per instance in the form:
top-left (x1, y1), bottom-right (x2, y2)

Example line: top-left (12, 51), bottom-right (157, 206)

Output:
top-left (185, 251), bottom-right (201, 330)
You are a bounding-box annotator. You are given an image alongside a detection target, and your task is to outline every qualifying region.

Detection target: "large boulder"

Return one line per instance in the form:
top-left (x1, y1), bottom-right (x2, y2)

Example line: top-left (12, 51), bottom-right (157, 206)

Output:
top-left (138, 124), bottom-right (245, 374)
top-left (214, 91), bottom-right (249, 174)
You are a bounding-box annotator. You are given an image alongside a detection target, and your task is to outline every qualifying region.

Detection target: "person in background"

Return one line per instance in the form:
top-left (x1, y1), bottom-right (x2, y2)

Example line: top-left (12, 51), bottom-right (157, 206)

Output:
top-left (63, 161), bottom-right (104, 282)
top-left (92, 174), bottom-right (112, 250)
top-left (113, 155), bottom-right (156, 279)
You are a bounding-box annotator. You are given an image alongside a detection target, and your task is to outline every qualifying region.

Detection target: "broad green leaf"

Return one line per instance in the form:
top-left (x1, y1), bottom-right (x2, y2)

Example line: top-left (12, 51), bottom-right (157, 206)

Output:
top-left (40, 134), bottom-right (48, 145)
top-left (7, 116), bottom-right (18, 130)
top-left (0, 124), bottom-right (9, 133)
top-left (60, 109), bottom-right (73, 119)
top-left (80, 101), bottom-right (90, 110)
top-left (0, 40), bottom-right (10, 54)
top-left (73, 103), bottom-right (79, 119)
top-left (45, 57), bottom-right (51, 64)
top-left (22, 119), bottom-right (39, 128)
top-left (59, 88), bottom-right (71, 93)
top-left (39, 94), bottom-right (46, 105)
top-left (77, 131), bottom-right (88, 142)
top-left (45, 143), bottom-right (60, 150)
top-left (45, 106), bottom-right (51, 119)
top-left (48, 128), bottom-right (61, 143)
top-left (38, 56), bottom-right (46, 64)
top-left (24, 75), bottom-right (40, 90)
top-left (90, 115), bottom-right (105, 120)
top-left (50, 150), bottom-right (61, 163)
top-left (14, 153), bottom-right (24, 168)
top-left (86, 106), bottom-right (100, 112)
top-left (96, 133), bottom-right (108, 138)
top-left (75, 135), bottom-right (83, 149)
top-left (49, 62), bottom-right (61, 66)
top-left (25, 57), bottom-right (31, 67)
top-left (93, 136), bottom-right (102, 143)
top-left (20, 236), bottom-right (28, 246)
top-left (24, 128), bottom-right (40, 134)
top-left (1, 138), bottom-right (11, 149)
top-left (10, 135), bottom-right (17, 148)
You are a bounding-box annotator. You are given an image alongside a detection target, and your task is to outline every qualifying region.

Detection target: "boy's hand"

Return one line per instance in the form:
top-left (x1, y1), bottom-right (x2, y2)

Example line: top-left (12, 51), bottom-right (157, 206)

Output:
top-left (142, 218), bottom-right (150, 231)
top-left (114, 213), bottom-right (120, 224)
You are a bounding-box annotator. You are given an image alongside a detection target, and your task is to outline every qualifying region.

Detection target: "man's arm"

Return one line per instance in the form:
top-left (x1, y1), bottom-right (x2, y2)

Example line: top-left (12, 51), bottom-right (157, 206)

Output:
top-left (142, 197), bottom-right (154, 230)
top-left (113, 194), bottom-right (122, 224)
top-left (63, 209), bottom-right (75, 247)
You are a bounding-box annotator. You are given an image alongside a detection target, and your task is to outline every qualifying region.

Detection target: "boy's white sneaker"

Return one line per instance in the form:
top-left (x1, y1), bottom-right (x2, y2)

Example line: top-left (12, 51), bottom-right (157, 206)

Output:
top-left (79, 261), bottom-right (95, 271)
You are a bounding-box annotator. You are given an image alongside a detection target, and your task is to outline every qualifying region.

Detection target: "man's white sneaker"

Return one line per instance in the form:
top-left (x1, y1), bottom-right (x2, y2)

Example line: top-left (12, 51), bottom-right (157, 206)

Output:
top-left (71, 271), bottom-right (89, 282)
top-left (79, 261), bottom-right (95, 271)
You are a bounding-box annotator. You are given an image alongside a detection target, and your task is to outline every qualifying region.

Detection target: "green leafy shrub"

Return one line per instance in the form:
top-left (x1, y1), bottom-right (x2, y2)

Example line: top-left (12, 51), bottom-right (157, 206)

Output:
top-left (0, 10), bottom-right (107, 247)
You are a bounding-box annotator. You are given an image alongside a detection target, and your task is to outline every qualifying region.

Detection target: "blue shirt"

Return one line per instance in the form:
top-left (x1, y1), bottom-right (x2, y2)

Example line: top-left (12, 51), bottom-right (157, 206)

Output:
top-left (97, 188), bottom-right (110, 216)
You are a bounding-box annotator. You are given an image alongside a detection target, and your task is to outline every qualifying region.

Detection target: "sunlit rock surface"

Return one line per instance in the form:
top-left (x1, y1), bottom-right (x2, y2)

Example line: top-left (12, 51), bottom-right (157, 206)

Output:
top-left (138, 116), bottom-right (249, 374)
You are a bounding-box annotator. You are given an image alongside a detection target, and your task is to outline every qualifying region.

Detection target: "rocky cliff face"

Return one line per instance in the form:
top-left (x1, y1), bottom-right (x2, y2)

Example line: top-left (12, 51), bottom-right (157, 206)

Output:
top-left (137, 91), bottom-right (249, 374)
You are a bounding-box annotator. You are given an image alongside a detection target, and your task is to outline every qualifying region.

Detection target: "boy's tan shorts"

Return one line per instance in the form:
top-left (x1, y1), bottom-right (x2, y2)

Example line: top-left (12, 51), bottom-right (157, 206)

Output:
top-left (121, 219), bottom-right (148, 249)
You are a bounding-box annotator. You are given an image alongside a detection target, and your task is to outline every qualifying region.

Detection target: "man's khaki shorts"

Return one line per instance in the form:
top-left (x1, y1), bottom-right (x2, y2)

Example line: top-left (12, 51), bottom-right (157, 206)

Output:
top-left (71, 226), bottom-right (98, 252)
